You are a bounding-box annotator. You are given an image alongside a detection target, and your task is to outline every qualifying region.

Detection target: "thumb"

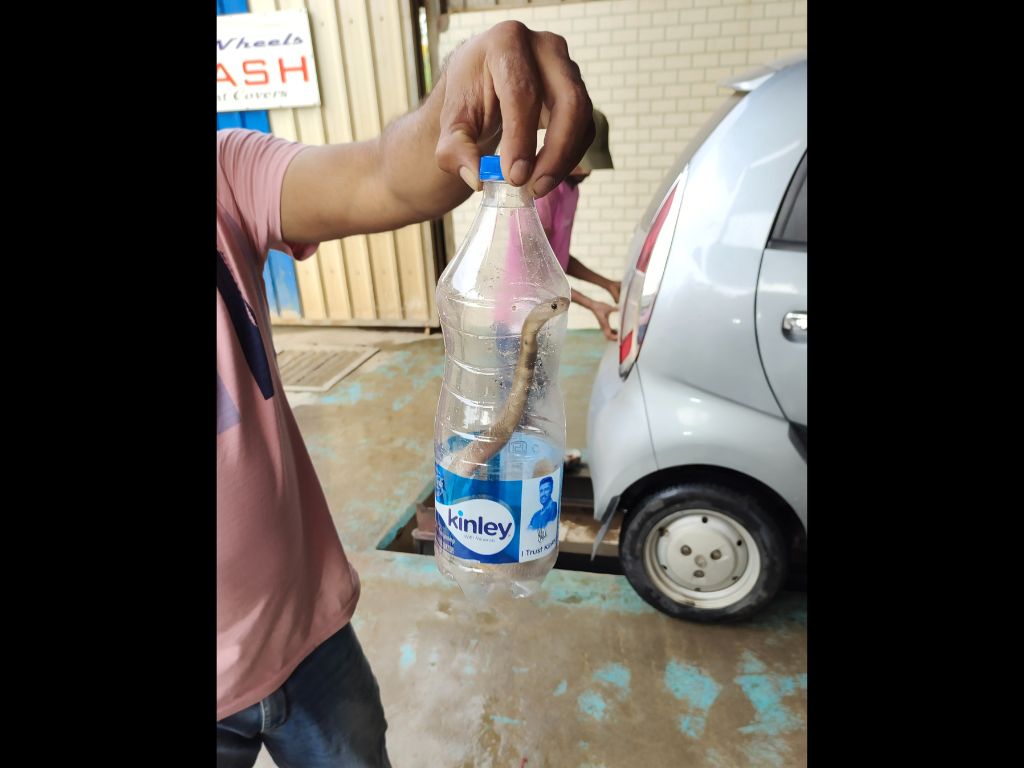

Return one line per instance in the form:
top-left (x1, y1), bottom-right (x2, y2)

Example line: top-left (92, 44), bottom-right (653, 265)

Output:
top-left (435, 126), bottom-right (482, 192)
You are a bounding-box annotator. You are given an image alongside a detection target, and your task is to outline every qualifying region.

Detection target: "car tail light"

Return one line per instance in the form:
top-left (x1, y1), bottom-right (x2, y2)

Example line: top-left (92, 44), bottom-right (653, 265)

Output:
top-left (618, 167), bottom-right (687, 379)
top-left (619, 330), bottom-right (633, 364)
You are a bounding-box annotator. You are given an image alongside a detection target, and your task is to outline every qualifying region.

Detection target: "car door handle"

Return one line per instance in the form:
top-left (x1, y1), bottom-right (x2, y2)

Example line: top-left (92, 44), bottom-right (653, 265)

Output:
top-left (783, 311), bottom-right (807, 339)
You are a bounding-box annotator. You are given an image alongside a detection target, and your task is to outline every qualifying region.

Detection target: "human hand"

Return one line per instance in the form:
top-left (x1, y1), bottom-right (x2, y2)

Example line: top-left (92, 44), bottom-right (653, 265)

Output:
top-left (434, 21), bottom-right (595, 198)
top-left (591, 301), bottom-right (619, 341)
top-left (607, 280), bottom-right (621, 305)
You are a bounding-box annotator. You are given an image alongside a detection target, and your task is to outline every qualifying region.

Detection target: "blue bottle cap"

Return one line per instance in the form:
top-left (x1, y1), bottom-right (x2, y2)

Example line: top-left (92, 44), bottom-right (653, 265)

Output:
top-left (479, 155), bottom-right (504, 182)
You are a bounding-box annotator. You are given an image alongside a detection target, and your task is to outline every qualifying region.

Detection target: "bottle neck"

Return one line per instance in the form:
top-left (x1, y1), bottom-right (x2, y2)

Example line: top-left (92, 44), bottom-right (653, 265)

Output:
top-left (481, 181), bottom-right (534, 208)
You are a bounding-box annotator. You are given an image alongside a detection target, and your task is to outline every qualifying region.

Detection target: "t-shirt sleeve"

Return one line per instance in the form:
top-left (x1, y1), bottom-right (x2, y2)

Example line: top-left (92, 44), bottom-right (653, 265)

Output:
top-left (535, 190), bottom-right (556, 240)
top-left (537, 182), bottom-right (572, 270)
top-left (216, 129), bottom-right (318, 262)
top-left (558, 184), bottom-right (578, 269)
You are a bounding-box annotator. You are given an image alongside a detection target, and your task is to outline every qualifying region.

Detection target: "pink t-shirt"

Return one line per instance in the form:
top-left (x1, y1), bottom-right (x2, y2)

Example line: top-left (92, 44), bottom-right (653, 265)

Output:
top-left (534, 179), bottom-right (579, 272)
top-left (217, 129), bottom-right (360, 721)
top-left (498, 180), bottom-right (577, 325)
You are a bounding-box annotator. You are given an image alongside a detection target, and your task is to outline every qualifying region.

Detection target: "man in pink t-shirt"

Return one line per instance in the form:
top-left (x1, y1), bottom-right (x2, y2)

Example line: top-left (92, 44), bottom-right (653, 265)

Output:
top-left (217, 21), bottom-right (597, 768)
top-left (509, 109), bottom-right (622, 341)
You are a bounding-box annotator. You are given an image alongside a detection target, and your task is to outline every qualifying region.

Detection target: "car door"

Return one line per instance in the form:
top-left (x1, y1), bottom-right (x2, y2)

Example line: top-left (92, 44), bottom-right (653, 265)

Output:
top-left (756, 152), bottom-right (807, 436)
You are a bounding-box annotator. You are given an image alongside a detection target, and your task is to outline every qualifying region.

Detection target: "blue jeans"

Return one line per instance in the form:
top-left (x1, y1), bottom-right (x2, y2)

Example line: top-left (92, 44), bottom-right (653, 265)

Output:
top-left (217, 624), bottom-right (391, 768)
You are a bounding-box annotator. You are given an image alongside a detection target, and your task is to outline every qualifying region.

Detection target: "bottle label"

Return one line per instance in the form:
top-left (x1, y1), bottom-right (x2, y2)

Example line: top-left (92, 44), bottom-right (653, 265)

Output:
top-left (434, 462), bottom-right (562, 564)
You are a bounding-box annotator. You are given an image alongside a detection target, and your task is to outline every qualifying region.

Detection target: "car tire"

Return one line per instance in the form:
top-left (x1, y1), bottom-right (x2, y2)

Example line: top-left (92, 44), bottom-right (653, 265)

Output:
top-left (619, 481), bottom-right (788, 622)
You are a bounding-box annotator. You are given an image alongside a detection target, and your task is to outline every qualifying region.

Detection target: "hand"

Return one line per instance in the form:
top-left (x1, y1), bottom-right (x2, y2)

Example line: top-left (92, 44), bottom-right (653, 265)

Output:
top-left (435, 21), bottom-right (595, 198)
top-left (607, 280), bottom-right (621, 305)
top-left (591, 301), bottom-right (619, 342)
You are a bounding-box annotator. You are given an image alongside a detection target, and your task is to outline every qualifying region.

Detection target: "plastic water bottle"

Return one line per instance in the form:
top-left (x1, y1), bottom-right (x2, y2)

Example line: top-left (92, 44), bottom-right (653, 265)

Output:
top-left (434, 155), bottom-right (571, 600)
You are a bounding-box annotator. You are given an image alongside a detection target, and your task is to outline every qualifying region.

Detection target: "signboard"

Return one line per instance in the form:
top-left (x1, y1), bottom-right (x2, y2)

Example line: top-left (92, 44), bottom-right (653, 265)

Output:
top-left (217, 10), bottom-right (321, 112)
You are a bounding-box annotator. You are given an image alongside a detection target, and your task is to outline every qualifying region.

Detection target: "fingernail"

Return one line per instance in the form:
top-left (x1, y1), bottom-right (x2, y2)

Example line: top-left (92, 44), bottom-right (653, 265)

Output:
top-left (510, 159), bottom-right (531, 186)
top-left (533, 175), bottom-right (556, 198)
top-left (459, 166), bottom-right (481, 191)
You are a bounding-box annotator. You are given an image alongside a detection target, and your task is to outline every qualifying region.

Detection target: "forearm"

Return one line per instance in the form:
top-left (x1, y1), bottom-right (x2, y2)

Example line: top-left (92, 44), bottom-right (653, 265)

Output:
top-left (572, 286), bottom-right (618, 340)
top-left (571, 287), bottom-right (596, 310)
top-left (282, 71), bottom-right (492, 242)
top-left (380, 70), bottom-right (499, 224)
top-left (281, 21), bottom-right (594, 243)
top-left (567, 256), bottom-right (613, 292)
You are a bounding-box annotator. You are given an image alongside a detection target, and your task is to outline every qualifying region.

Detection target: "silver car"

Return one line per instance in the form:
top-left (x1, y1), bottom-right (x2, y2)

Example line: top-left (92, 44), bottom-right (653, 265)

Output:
top-left (587, 55), bottom-right (807, 622)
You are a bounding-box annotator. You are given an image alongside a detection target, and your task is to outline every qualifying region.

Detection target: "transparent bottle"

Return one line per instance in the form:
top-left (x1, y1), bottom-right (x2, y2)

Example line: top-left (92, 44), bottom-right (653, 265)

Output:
top-left (434, 155), bottom-right (571, 600)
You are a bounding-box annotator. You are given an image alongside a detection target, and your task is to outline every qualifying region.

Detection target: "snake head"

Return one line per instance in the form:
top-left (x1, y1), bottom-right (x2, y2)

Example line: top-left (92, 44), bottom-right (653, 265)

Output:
top-left (523, 296), bottom-right (572, 333)
top-left (546, 296), bottom-right (571, 317)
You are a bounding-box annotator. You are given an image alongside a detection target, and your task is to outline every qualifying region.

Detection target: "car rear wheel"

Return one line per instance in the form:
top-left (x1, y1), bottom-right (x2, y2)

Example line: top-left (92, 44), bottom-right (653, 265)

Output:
top-left (619, 481), bottom-right (788, 622)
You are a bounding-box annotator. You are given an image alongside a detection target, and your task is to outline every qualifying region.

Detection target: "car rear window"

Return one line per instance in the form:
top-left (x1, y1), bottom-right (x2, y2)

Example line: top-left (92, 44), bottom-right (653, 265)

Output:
top-left (769, 152), bottom-right (807, 249)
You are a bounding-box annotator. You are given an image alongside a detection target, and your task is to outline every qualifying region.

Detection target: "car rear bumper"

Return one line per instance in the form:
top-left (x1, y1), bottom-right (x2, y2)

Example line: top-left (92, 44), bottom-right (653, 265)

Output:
top-left (586, 344), bottom-right (659, 521)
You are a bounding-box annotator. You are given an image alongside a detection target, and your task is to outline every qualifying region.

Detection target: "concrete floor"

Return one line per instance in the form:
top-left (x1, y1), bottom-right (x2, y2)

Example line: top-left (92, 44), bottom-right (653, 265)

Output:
top-left (253, 328), bottom-right (807, 768)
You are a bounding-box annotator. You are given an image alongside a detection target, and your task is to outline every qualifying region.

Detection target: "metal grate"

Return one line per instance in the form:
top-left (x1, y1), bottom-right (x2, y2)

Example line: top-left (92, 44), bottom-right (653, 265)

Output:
top-left (277, 346), bottom-right (378, 392)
